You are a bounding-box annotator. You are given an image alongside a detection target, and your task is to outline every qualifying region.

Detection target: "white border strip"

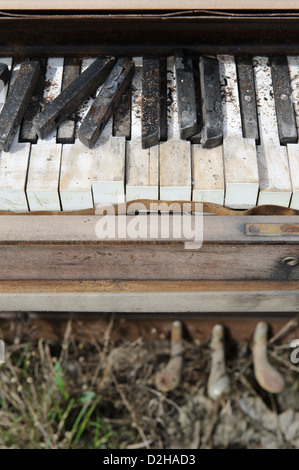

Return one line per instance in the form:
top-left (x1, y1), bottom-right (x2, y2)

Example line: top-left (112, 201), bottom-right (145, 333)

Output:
top-left (0, 290), bottom-right (298, 312)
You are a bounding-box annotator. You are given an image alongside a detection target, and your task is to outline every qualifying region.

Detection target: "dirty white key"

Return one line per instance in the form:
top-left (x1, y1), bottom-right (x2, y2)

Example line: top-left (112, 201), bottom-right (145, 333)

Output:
top-left (61, 58), bottom-right (125, 209)
top-left (126, 59), bottom-right (158, 201)
top-left (92, 117), bottom-right (125, 206)
top-left (218, 55), bottom-right (259, 209)
top-left (0, 61), bottom-right (30, 212)
top-left (287, 56), bottom-right (299, 209)
top-left (0, 57), bottom-right (12, 109)
top-left (192, 56), bottom-right (224, 205)
top-left (60, 58), bottom-right (95, 211)
top-left (0, 135), bottom-right (30, 211)
top-left (60, 139), bottom-right (93, 211)
top-left (254, 56), bottom-right (292, 207)
top-left (160, 56), bottom-right (191, 201)
top-left (192, 144), bottom-right (224, 204)
top-left (26, 58), bottom-right (63, 211)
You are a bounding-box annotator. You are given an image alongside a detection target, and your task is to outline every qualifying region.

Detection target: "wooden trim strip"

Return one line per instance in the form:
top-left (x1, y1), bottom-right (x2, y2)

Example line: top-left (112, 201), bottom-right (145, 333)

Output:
top-left (0, 290), bottom-right (298, 312)
top-left (1, 1), bottom-right (298, 11)
top-left (1, 280), bottom-right (299, 293)
top-left (1, 215), bottom-right (299, 244)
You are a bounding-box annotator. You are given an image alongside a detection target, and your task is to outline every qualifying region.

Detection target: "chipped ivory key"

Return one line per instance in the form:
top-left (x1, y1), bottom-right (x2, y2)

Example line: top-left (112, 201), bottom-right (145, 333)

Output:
top-left (218, 55), bottom-right (259, 209)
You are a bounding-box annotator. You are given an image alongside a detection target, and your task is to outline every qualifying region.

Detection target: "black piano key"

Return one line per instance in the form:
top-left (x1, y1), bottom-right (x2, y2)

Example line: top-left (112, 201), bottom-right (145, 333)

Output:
top-left (78, 58), bottom-right (135, 149)
top-left (19, 59), bottom-right (47, 143)
top-left (236, 56), bottom-right (259, 143)
top-left (57, 57), bottom-right (80, 144)
top-left (34, 56), bottom-right (115, 140)
top-left (113, 85), bottom-right (132, 139)
top-left (175, 55), bottom-right (198, 140)
top-left (270, 55), bottom-right (297, 145)
top-left (0, 60), bottom-right (41, 152)
top-left (0, 62), bottom-right (9, 88)
top-left (159, 57), bottom-right (168, 141)
top-left (142, 57), bottom-right (162, 149)
top-left (190, 57), bottom-right (202, 144)
top-left (199, 56), bottom-right (223, 149)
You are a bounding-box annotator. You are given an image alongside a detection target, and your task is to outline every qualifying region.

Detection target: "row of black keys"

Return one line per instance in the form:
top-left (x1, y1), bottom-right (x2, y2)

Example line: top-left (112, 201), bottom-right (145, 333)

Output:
top-left (0, 55), bottom-right (297, 153)
top-left (0, 57), bottom-right (132, 152)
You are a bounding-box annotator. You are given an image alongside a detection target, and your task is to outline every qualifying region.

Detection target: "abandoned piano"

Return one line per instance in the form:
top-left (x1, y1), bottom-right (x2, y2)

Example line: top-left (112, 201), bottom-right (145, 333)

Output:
top-left (0, 1), bottom-right (298, 344)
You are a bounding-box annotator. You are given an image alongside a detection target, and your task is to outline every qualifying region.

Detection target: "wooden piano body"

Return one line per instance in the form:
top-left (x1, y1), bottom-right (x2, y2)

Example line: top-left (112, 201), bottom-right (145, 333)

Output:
top-left (0, 2), bottom-right (299, 341)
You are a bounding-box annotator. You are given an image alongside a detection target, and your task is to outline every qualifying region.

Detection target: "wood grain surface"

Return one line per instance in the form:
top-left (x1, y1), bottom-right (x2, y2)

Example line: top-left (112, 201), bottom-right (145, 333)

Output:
top-left (1, 1), bottom-right (298, 11)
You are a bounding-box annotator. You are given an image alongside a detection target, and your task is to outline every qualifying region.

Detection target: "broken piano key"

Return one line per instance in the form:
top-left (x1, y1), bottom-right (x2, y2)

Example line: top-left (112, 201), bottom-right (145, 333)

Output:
top-left (199, 56), bottom-right (223, 149)
top-left (0, 60), bottom-right (41, 152)
top-left (34, 56), bottom-right (115, 140)
top-left (142, 57), bottom-right (163, 149)
top-left (19, 59), bottom-right (47, 143)
top-left (175, 54), bottom-right (198, 140)
top-left (78, 58), bottom-right (135, 149)
top-left (113, 85), bottom-right (132, 139)
top-left (57, 57), bottom-right (80, 144)
top-left (271, 55), bottom-right (297, 145)
top-left (190, 57), bottom-right (202, 144)
top-left (236, 55), bottom-right (259, 143)
top-left (159, 57), bottom-right (168, 142)
top-left (0, 62), bottom-right (9, 91)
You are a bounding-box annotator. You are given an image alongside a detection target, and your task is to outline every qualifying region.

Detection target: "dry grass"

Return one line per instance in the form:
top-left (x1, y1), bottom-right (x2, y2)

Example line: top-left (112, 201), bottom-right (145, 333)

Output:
top-left (0, 320), bottom-right (299, 449)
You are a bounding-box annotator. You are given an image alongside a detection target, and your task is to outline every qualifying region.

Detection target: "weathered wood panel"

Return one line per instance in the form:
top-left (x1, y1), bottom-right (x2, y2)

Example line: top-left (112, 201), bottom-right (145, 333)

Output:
top-left (0, 244), bottom-right (299, 280)
top-left (1, 215), bottom-right (299, 243)
top-left (0, 290), bottom-right (298, 312)
top-left (1, 1), bottom-right (298, 10)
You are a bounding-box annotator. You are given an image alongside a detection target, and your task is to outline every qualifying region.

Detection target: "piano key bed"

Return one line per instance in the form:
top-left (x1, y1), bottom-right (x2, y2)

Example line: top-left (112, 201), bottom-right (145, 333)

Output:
top-left (0, 54), bottom-right (299, 212)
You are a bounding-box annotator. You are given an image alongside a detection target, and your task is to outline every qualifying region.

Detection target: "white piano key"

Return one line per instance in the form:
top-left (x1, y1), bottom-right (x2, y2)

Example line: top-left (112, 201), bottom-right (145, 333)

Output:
top-left (0, 134), bottom-right (30, 211)
top-left (192, 144), bottom-right (224, 205)
top-left (76, 58), bottom-right (97, 122)
top-left (287, 56), bottom-right (299, 210)
top-left (159, 56), bottom-right (191, 201)
top-left (133, 57), bottom-right (143, 67)
top-left (78, 59), bottom-right (126, 206)
top-left (40, 57), bottom-right (63, 107)
top-left (192, 57), bottom-right (224, 206)
top-left (4, 59), bottom-right (21, 94)
top-left (254, 56), bottom-right (292, 207)
top-left (27, 133), bottom-right (62, 211)
top-left (26, 58), bottom-right (63, 211)
top-left (60, 58), bottom-right (96, 211)
top-left (0, 61), bottom-right (31, 212)
top-left (60, 139), bottom-right (93, 210)
top-left (0, 57), bottom-right (12, 109)
top-left (69, 59), bottom-right (126, 207)
top-left (218, 55), bottom-right (258, 209)
top-left (287, 145), bottom-right (299, 209)
top-left (92, 118), bottom-right (125, 206)
top-left (126, 62), bottom-right (158, 201)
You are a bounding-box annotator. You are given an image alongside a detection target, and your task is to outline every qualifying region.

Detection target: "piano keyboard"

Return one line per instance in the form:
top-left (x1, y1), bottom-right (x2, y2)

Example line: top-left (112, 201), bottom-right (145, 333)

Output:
top-left (1, 54), bottom-right (299, 212)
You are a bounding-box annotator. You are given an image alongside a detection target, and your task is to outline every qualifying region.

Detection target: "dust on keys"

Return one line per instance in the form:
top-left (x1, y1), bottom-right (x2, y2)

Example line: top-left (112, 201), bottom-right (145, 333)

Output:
top-left (0, 54), bottom-right (299, 211)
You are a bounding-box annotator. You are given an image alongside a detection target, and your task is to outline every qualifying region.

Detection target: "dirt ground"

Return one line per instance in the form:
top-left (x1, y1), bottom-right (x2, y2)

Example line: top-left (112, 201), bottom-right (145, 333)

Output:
top-left (0, 319), bottom-right (299, 449)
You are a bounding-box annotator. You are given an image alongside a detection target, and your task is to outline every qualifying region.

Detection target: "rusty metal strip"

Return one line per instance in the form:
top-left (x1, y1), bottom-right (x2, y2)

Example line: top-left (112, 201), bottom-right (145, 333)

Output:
top-left (246, 223), bottom-right (299, 236)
